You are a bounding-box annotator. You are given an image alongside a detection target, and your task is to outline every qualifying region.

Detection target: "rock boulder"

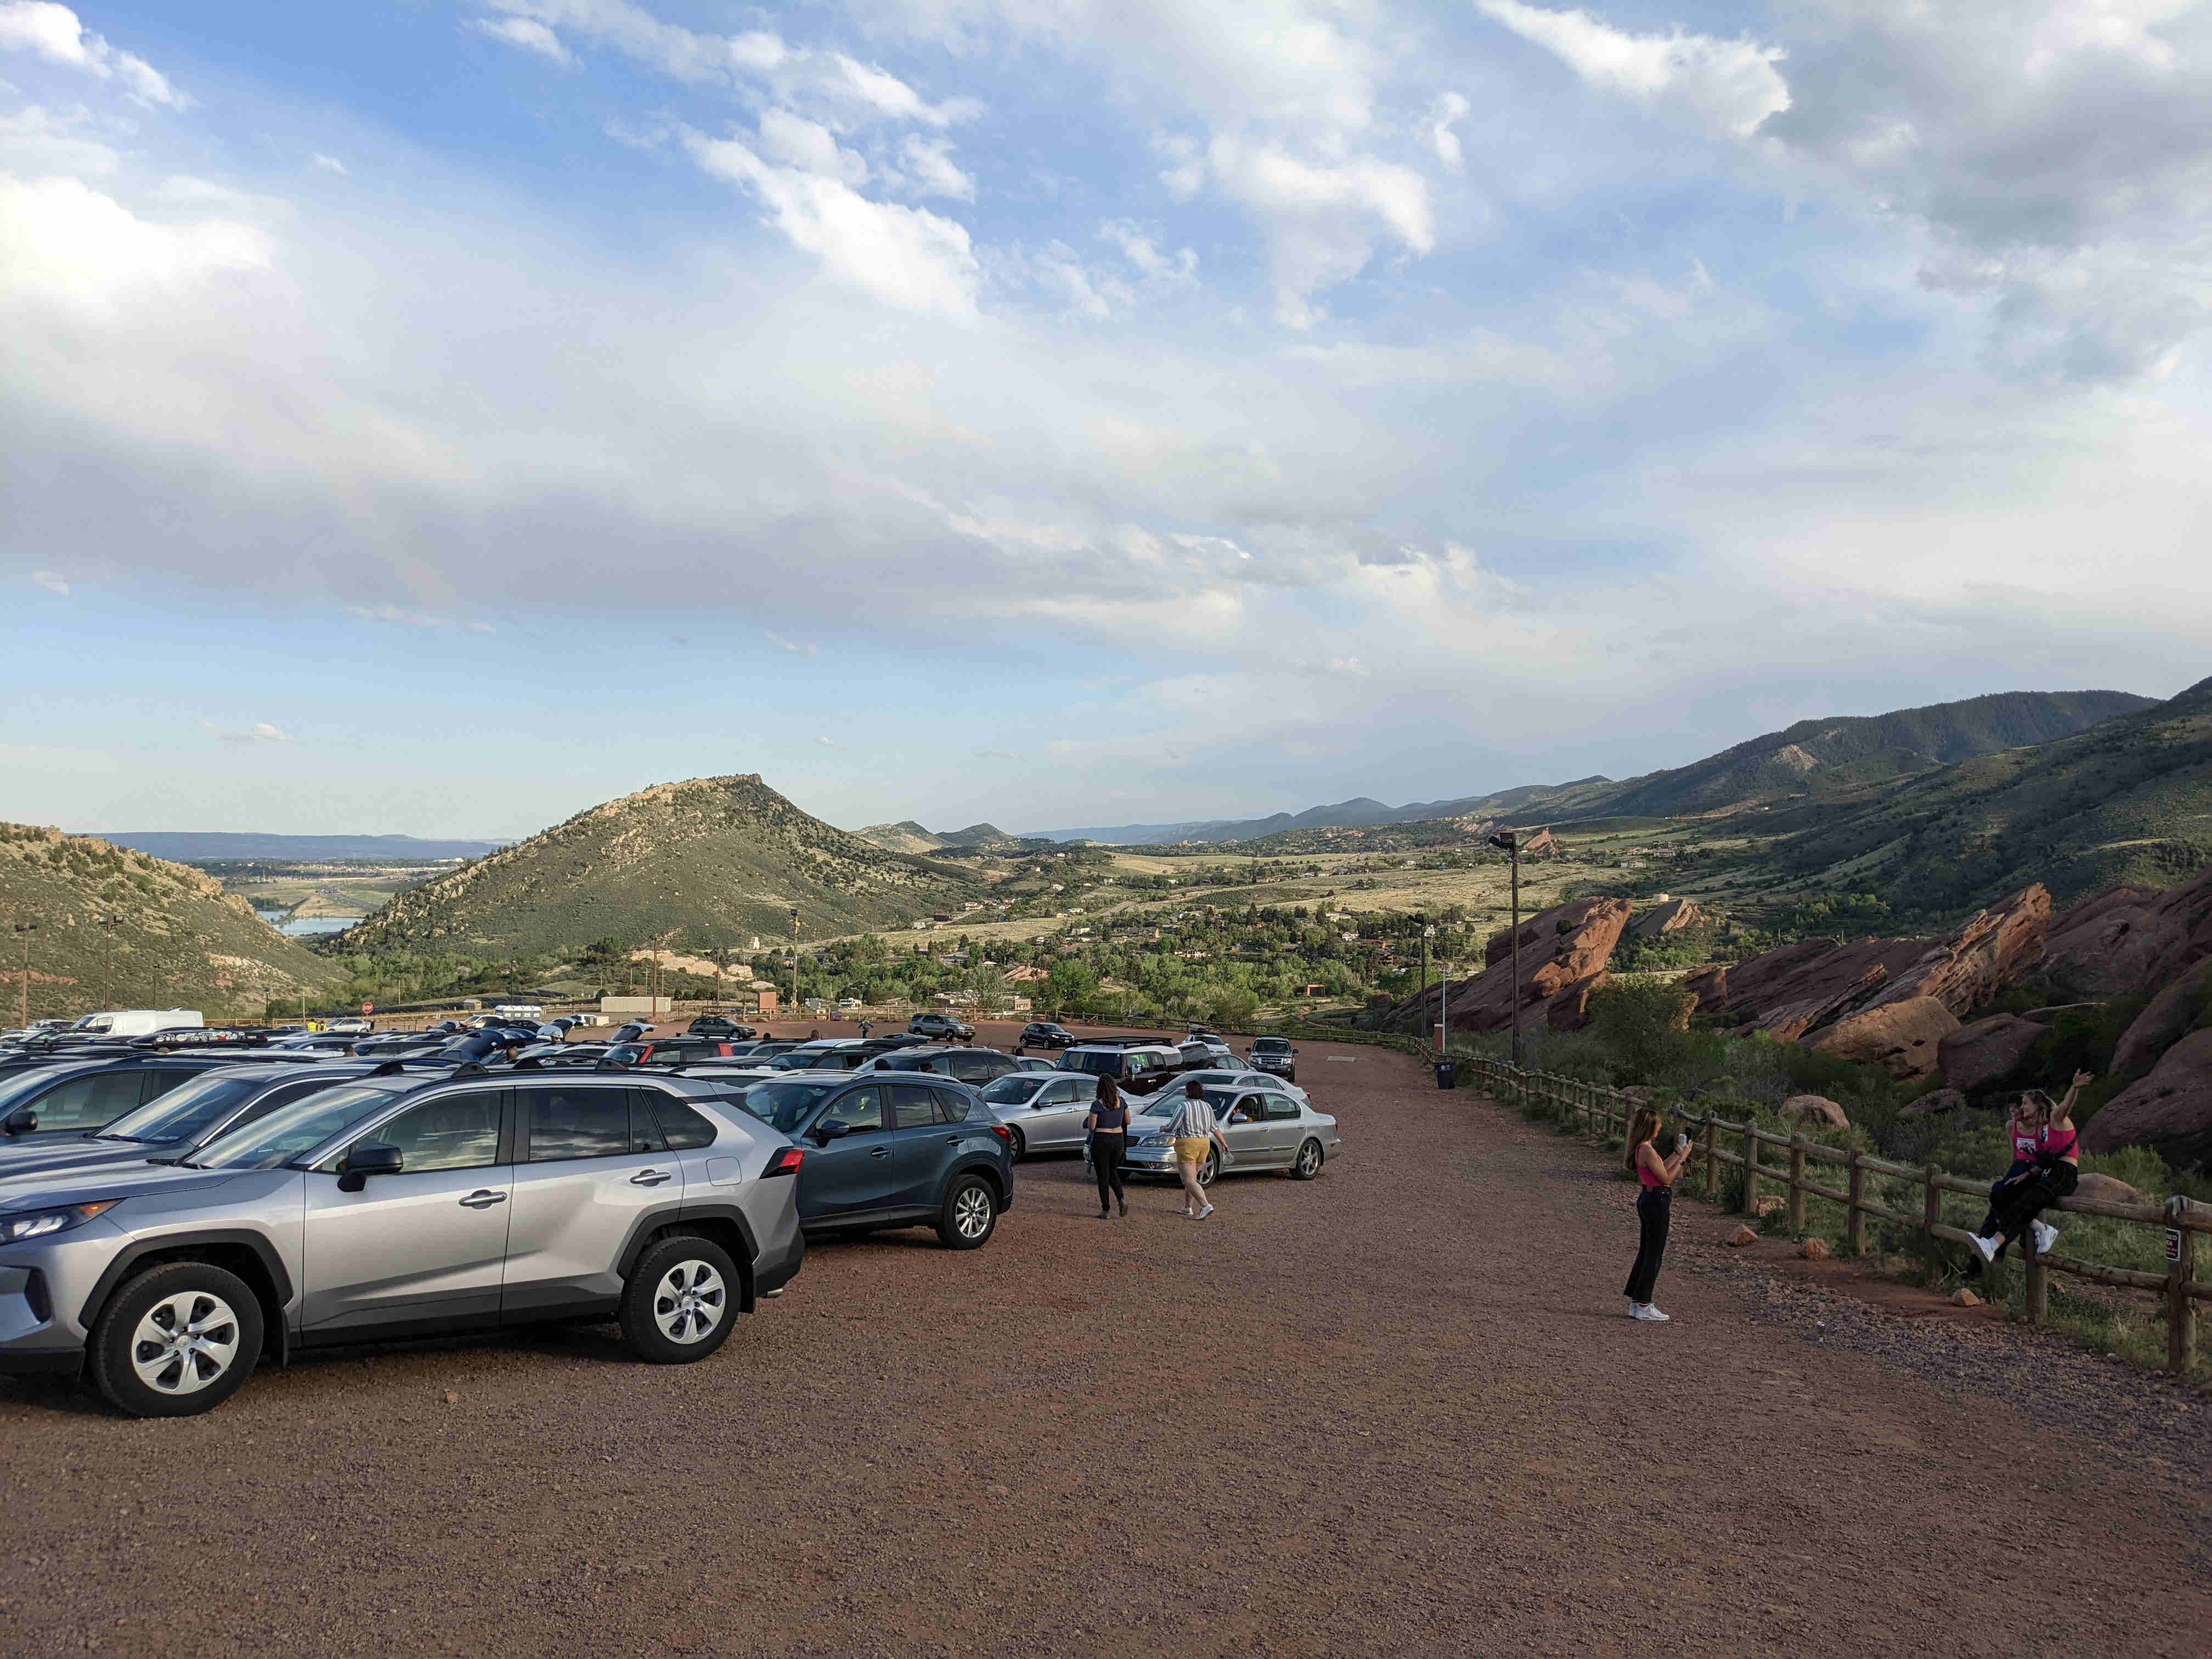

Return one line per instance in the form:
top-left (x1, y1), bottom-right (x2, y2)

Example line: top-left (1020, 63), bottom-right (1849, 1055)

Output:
top-left (2081, 1028), bottom-right (2212, 1170)
top-left (2038, 865), bottom-right (2212, 1001)
top-left (1628, 897), bottom-right (1707, 942)
top-left (1937, 1014), bottom-right (2047, 1094)
top-left (1779, 1094), bottom-right (1849, 1129)
top-left (2110, 960), bottom-right (2212, 1083)
top-left (1901, 1087), bottom-right (1967, 1118)
top-left (1393, 896), bottom-right (1633, 1036)
top-left (2070, 1171), bottom-right (2144, 1206)
top-left (1806, 996), bottom-right (1961, 1080)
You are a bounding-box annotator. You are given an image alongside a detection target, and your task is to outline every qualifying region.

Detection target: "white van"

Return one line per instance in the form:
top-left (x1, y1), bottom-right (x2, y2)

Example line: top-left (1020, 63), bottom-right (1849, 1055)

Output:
top-left (70, 1009), bottom-right (206, 1037)
top-left (493, 1003), bottom-right (545, 1021)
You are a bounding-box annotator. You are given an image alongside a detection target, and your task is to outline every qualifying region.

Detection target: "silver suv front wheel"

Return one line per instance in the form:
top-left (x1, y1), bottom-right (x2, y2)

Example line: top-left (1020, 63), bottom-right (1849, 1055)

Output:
top-left (90, 1261), bottom-right (266, 1418)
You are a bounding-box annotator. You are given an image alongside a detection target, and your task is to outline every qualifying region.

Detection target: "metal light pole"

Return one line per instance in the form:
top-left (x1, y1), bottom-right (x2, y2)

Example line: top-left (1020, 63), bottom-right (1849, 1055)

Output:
top-left (1488, 831), bottom-right (1522, 1070)
top-left (95, 914), bottom-right (120, 1011)
top-left (14, 923), bottom-right (37, 1029)
top-left (789, 906), bottom-right (800, 1020)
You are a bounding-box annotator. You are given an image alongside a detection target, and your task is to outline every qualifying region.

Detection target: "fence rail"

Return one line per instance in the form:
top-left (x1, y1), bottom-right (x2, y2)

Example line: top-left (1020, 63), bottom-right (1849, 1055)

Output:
top-left (1458, 1057), bottom-right (2209, 1375)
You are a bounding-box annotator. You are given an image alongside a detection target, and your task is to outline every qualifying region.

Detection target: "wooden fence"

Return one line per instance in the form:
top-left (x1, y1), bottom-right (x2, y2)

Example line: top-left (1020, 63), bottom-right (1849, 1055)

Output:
top-left (1459, 1057), bottom-right (2210, 1375)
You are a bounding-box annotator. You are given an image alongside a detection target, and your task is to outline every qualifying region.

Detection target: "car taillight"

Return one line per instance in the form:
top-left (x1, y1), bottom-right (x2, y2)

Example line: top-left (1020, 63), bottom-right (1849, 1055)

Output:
top-left (990, 1125), bottom-right (1009, 1144)
top-left (763, 1147), bottom-right (805, 1178)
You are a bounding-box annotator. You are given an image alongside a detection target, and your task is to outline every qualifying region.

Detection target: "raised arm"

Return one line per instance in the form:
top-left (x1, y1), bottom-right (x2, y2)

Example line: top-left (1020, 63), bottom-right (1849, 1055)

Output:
top-left (2056, 1070), bottom-right (2094, 1125)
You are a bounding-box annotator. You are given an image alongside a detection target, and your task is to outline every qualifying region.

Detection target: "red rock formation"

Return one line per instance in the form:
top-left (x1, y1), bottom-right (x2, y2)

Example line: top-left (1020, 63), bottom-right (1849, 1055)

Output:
top-left (2082, 1028), bottom-right (2212, 1170)
top-left (1426, 896), bottom-right (1633, 1034)
top-left (1806, 996), bottom-right (1962, 1080)
top-left (1936, 1013), bottom-right (2047, 1094)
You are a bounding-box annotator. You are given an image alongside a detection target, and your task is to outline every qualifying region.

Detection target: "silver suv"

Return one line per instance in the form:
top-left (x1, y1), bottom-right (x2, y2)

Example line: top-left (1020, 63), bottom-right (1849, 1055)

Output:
top-left (0, 1069), bottom-right (804, 1417)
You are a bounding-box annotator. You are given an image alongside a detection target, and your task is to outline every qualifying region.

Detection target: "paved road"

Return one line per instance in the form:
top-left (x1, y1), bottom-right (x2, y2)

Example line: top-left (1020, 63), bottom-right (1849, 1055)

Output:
top-left (1, 1039), bottom-right (2205, 1657)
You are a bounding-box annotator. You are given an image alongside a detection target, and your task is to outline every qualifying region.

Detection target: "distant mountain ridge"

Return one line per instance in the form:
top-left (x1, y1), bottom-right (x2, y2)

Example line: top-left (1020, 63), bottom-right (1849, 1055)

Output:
top-left (1026, 689), bottom-right (2155, 844)
top-left (345, 774), bottom-right (980, 955)
top-left (102, 832), bottom-right (509, 863)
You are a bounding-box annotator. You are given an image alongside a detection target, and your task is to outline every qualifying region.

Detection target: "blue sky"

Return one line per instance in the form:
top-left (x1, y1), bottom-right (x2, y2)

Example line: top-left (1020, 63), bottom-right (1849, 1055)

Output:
top-left (3, 0), bottom-right (2209, 840)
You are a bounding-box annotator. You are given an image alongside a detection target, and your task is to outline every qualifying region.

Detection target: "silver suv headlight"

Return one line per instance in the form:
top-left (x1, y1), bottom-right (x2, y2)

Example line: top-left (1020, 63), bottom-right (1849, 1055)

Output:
top-left (0, 1200), bottom-right (119, 1243)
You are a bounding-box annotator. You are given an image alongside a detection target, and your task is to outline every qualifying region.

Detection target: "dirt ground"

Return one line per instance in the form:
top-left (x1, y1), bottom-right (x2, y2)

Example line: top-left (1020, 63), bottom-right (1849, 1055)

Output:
top-left (2, 1032), bottom-right (2207, 1658)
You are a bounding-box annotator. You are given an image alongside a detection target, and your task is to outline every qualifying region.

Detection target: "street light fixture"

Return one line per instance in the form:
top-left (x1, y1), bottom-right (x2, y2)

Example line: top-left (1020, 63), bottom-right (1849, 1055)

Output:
top-left (1487, 831), bottom-right (1523, 1070)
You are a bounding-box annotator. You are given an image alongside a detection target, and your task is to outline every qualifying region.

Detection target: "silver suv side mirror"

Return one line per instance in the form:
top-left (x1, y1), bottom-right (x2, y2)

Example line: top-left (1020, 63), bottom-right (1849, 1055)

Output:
top-left (336, 1142), bottom-right (403, 1193)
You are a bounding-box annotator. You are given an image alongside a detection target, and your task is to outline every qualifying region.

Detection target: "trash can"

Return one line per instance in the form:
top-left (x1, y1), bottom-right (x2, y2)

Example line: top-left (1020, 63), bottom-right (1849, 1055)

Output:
top-left (1434, 1060), bottom-right (1456, 1091)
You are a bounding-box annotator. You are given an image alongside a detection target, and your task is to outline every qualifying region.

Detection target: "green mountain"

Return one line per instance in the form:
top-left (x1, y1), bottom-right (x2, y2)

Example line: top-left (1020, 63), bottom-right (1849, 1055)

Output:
top-left (854, 820), bottom-right (950, 854)
top-left (1745, 677), bottom-right (2212, 916)
top-left (341, 775), bottom-right (983, 957)
top-left (1, 823), bottom-right (340, 1022)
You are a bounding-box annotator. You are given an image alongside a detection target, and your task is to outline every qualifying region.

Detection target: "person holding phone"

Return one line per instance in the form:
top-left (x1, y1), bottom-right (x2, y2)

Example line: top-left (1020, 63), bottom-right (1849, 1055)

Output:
top-left (1624, 1107), bottom-right (1692, 1322)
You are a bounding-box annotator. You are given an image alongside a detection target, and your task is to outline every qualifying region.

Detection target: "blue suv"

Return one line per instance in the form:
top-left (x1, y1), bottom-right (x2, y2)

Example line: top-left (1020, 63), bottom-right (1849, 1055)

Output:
top-left (717, 1074), bottom-right (1011, 1248)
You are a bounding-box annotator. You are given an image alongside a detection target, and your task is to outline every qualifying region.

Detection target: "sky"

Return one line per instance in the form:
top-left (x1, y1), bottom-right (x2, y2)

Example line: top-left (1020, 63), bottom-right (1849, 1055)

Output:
top-left (3, 0), bottom-right (2209, 841)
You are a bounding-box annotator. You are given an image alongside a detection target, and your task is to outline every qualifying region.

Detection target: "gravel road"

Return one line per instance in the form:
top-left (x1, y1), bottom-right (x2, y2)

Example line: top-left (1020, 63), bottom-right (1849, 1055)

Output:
top-left (2, 1032), bottom-right (2206, 1658)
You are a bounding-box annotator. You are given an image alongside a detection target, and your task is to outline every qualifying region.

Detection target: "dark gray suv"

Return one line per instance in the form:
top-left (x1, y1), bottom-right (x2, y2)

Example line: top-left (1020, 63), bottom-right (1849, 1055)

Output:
top-left (0, 1070), bottom-right (805, 1417)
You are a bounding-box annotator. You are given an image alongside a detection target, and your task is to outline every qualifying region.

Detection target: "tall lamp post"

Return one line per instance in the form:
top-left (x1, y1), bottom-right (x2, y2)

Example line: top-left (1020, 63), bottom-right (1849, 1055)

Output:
top-left (1487, 831), bottom-right (1522, 1070)
top-left (788, 906), bottom-right (801, 1022)
top-left (95, 915), bottom-right (120, 1011)
top-left (13, 923), bottom-right (36, 1029)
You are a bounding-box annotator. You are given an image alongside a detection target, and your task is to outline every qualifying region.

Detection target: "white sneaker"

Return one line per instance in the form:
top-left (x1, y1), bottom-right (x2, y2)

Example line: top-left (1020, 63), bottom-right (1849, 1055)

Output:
top-left (2032, 1221), bottom-right (2058, 1256)
top-left (1630, 1303), bottom-right (1670, 1322)
top-left (1966, 1232), bottom-right (1997, 1264)
top-left (1195, 1203), bottom-right (1214, 1220)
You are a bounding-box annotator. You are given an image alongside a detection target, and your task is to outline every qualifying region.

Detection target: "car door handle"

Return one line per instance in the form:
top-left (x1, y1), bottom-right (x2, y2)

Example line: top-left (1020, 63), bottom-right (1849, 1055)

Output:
top-left (868, 1147), bottom-right (889, 1159)
top-left (459, 1190), bottom-right (507, 1209)
top-left (629, 1169), bottom-right (672, 1186)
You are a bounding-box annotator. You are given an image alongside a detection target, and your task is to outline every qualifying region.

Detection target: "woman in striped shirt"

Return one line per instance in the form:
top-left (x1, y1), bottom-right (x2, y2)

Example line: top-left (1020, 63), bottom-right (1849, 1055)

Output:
top-left (1170, 1078), bottom-right (1229, 1221)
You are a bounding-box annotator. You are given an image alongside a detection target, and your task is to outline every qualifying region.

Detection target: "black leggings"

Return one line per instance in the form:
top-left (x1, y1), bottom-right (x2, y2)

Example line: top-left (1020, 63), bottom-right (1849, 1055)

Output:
top-left (1977, 1159), bottom-right (2078, 1254)
top-left (1091, 1135), bottom-right (1125, 1209)
top-left (1624, 1187), bottom-right (1671, 1304)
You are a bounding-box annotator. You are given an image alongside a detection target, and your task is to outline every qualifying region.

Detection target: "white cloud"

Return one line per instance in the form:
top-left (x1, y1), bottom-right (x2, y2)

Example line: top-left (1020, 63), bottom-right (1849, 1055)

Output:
top-left (478, 0), bottom-right (781, 83)
top-left (755, 108), bottom-right (867, 185)
top-left (0, 174), bottom-right (273, 317)
top-left (1097, 219), bottom-right (1196, 286)
top-left (814, 733), bottom-right (838, 747)
top-left (201, 719), bottom-right (293, 747)
top-left (827, 52), bottom-right (979, 127)
top-left (1474, 1), bottom-right (1789, 138)
top-left (891, 134), bottom-right (973, 201)
top-left (29, 569), bottom-right (68, 594)
top-left (0, 1), bottom-right (188, 109)
top-left (467, 14), bottom-right (575, 65)
top-left (767, 633), bottom-right (819, 657)
top-left (1199, 136), bottom-right (1434, 326)
top-left (684, 128), bottom-right (979, 318)
top-left (311, 152), bottom-right (348, 175)
top-left (1426, 91), bottom-right (1470, 173)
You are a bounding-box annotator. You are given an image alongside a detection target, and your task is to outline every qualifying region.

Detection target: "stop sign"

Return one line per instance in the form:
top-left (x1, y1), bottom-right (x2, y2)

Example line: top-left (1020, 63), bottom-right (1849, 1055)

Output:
top-left (360, 1001), bottom-right (374, 1016)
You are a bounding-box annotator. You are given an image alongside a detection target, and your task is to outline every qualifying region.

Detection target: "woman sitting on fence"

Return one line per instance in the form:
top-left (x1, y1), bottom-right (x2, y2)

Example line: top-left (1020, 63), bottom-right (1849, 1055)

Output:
top-left (1624, 1107), bottom-right (1694, 1323)
top-left (1966, 1070), bottom-right (2091, 1268)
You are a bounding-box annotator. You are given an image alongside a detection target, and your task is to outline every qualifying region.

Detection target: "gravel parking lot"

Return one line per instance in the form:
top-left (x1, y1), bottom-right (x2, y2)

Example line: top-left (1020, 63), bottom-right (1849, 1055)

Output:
top-left (2, 1031), bottom-right (2207, 1657)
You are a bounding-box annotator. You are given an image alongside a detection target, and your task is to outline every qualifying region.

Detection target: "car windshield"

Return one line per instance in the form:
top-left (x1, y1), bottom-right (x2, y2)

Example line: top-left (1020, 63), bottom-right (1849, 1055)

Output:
top-left (978, 1075), bottom-right (1042, 1105)
top-left (188, 1084), bottom-right (400, 1168)
top-left (1253, 1039), bottom-right (1290, 1053)
top-left (1061, 1051), bottom-right (1121, 1077)
top-left (735, 1079), bottom-right (837, 1134)
top-left (95, 1071), bottom-right (272, 1142)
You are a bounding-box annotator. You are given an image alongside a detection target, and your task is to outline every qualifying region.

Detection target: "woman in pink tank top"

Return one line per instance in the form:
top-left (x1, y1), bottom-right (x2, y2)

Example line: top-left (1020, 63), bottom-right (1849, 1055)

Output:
top-left (1967, 1071), bottom-right (2090, 1269)
top-left (1623, 1107), bottom-right (1693, 1322)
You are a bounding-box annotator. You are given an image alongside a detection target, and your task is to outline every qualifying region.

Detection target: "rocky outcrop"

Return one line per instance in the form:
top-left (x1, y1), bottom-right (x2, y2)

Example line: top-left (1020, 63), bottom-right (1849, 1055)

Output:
top-left (2039, 866), bottom-right (2212, 1001)
top-left (1860, 886), bottom-right (2052, 1017)
top-left (1396, 896), bottom-right (1632, 1035)
top-left (1806, 996), bottom-right (1962, 1080)
top-left (2082, 1028), bottom-right (2212, 1170)
top-left (2111, 961), bottom-right (2212, 1083)
top-left (1628, 897), bottom-right (1707, 942)
top-left (1937, 1014), bottom-right (2047, 1094)
top-left (1779, 1094), bottom-right (1849, 1128)
top-left (2070, 1172), bottom-right (2144, 1206)
top-left (1682, 935), bottom-right (1933, 1039)
top-left (1901, 1087), bottom-right (1967, 1117)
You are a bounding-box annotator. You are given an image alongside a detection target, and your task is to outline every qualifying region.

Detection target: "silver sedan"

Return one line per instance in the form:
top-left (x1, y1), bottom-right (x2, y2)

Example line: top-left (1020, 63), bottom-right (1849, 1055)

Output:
top-left (1120, 1085), bottom-right (1341, 1186)
top-left (976, 1071), bottom-right (1099, 1160)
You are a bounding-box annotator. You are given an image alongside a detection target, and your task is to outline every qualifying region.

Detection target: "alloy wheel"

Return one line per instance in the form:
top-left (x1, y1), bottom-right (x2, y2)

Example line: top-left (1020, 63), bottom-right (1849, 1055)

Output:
top-left (129, 1290), bottom-right (241, 1397)
top-left (953, 1184), bottom-right (994, 1239)
top-left (652, 1260), bottom-right (727, 1344)
top-left (1297, 1140), bottom-right (1322, 1178)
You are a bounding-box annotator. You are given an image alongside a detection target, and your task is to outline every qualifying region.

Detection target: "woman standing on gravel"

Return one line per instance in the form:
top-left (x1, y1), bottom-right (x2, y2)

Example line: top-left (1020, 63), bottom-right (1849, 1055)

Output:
top-left (1171, 1077), bottom-right (1228, 1221)
top-left (1624, 1107), bottom-right (1692, 1322)
top-left (1085, 1076), bottom-right (1131, 1220)
top-left (1967, 1071), bottom-right (2091, 1267)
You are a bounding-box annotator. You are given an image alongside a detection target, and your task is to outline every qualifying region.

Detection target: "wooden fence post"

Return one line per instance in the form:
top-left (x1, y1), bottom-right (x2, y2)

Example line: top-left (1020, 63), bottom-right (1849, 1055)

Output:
top-left (1788, 1135), bottom-right (1807, 1235)
top-left (1922, 1165), bottom-right (1942, 1285)
top-left (1741, 1122), bottom-right (1760, 1215)
top-left (1846, 1155), bottom-right (1865, 1257)
top-left (2168, 1196), bottom-right (2197, 1376)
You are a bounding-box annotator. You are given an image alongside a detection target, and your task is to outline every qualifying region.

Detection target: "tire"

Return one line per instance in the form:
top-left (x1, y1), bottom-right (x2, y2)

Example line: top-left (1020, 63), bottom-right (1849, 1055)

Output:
top-left (1197, 1148), bottom-right (1220, 1188)
top-left (89, 1261), bottom-right (263, 1419)
top-left (619, 1235), bottom-right (740, 1364)
top-left (1291, 1138), bottom-right (1323, 1181)
top-left (935, 1173), bottom-right (999, 1250)
top-left (1005, 1126), bottom-right (1026, 1163)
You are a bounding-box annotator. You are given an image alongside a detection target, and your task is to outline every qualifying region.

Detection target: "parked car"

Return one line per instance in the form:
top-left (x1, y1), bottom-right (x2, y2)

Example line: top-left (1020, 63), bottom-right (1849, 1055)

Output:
top-left (1176, 1068), bottom-right (1311, 1108)
top-left (687, 1015), bottom-right (756, 1040)
top-left (976, 1071), bottom-right (1099, 1160)
top-left (865, 1046), bottom-right (1023, 1086)
top-left (908, 1012), bottom-right (975, 1042)
top-left (0, 1068), bottom-right (805, 1416)
top-left (779, 1042), bottom-right (876, 1072)
top-left (0, 1054), bottom-right (323, 1144)
top-left (1246, 1036), bottom-right (1298, 1083)
top-left (325, 1018), bottom-right (374, 1036)
top-left (1017, 1022), bottom-right (1077, 1050)
top-left (1177, 1037), bottom-right (1235, 1071)
top-left (1121, 1084), bottom-right (1340, 1186)
top-left (606, 1038), bottom-right (740, 1068)
top-left (724, 1074), bottom-right (1009, 1249)
top-left (1058, 1041), bottom-right (1184, 1095)
top-left (0, 1062), bottom-right (421, 1186)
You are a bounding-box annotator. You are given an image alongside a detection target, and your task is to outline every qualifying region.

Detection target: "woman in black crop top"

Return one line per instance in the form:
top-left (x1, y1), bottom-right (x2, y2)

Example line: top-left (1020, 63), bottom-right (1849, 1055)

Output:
top-left (1085, 1075), bottom-right (1130, 1220)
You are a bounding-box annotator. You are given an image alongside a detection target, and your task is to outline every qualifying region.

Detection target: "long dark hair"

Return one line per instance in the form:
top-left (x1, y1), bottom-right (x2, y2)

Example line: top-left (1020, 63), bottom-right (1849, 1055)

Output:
top-left (1096, 1074), bottom-right (1121, 1114)
top-left (1626, 1107), bottom-right (1662, 1173)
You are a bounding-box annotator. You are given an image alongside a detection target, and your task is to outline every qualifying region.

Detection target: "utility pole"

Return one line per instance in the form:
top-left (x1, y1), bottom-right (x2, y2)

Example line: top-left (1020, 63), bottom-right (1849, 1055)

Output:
top-left (1488, 831), bottom-right (1522, 1070)
top-left (13, 922), bottom-right (35, 1028)
top-left (97, 914), bottom-right (119, 1009)
top-left (789, 906), bottom-right (800, 1018)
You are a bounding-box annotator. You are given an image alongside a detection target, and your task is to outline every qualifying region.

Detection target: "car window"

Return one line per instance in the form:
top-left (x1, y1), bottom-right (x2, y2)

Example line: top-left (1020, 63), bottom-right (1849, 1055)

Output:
top-left (646, 1092), bottom-right (718, 1150)
top-left (627, 1090), bottom-right (668, 1153)
top-left (96, 1070), bottom-right (270, 1142)
top-left (196, 1085), bottom-right (402, 1167)
top-left (1265, 1093), bottom-right (1301, 1120)
top-left (932, 1086), bottom-right (970, 1122)
top-left (522, 1086), bottom-right (631, 1161)
top-left (354, 1090), bottom-right (503, 1172)
top-left (26, 1069), bottom-right (149, 1133)
top-left (889, 1083), bottom-right (941, 1128)
top-left (977, 1075), bottom-right (1036, 1105)
top-left (824, 1086), bottom-right (887, 1135)
top-left (944, 1051), bottom-right (992, 1082)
